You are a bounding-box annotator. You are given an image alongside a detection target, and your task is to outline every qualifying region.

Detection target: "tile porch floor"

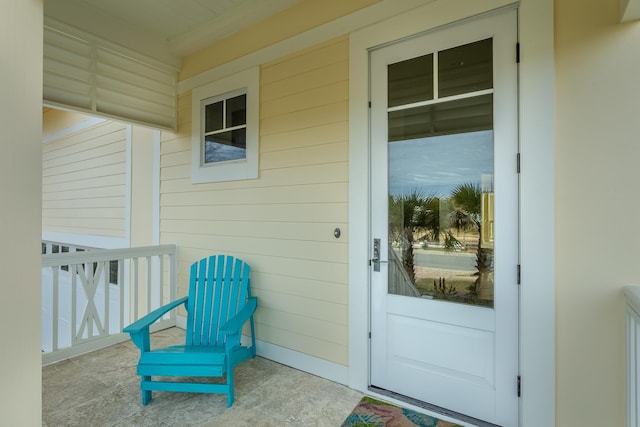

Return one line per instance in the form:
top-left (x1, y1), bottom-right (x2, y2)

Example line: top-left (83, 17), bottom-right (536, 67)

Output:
top-left (42, 328), bottom-right (364, 427)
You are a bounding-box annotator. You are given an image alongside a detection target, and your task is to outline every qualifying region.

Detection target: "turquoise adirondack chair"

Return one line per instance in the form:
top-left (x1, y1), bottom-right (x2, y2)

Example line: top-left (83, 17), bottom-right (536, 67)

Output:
top-left (123, 255), bottom-right (257, 407)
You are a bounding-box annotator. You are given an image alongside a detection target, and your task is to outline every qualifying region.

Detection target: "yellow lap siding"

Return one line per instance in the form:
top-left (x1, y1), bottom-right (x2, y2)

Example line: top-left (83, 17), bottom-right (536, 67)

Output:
top-left (42, 117), bottom-right (127, 239)
top-left (164, 35), bottom-right (350, 365)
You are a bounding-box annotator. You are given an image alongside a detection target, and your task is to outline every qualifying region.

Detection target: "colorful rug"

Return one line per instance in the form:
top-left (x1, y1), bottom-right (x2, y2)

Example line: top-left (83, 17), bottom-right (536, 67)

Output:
top-left (341, 396), bottom-right (462, 427)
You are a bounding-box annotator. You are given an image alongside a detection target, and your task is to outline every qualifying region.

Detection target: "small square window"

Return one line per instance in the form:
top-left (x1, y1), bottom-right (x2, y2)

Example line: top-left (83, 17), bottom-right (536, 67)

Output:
top-left (191, 67), bottom-right (259, 183)
top-left (202, 92), bottom-right (247, 164)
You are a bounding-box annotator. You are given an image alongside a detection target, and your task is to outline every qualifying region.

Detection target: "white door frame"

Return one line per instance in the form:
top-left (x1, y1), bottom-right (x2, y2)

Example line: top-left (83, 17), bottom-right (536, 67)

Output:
top-left (347, 1), bottom-right (555, 426)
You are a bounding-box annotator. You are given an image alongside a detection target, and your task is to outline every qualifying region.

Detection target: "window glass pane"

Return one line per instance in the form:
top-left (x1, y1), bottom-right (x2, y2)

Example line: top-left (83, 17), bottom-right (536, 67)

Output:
top-left (387, 130), bottom-right (494, 307)
top-left (388, 94), bottom-right (493, 142)
top-left (204, 128), bottom-right (246, 164)
top-left (205, 101), bottom-right (223, 132)
top-left (438, 38), bottom-right (492, 98)
top-left (226, 94), bottom-right (246, 127)
top-left (388, 54), bottom-right (433, 108)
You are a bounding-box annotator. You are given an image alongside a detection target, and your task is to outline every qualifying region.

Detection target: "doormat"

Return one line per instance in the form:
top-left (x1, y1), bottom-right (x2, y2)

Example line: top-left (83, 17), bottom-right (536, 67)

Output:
top-left (341, 396), bottom-right (462, 427)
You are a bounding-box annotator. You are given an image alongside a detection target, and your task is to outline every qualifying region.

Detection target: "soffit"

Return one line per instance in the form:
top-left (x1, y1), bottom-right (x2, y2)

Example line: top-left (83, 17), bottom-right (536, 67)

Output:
top-left (44, 0), bottom-right (305, 67)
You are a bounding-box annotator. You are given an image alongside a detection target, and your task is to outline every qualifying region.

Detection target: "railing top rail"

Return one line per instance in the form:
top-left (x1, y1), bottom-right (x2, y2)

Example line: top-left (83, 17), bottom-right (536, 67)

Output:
top-left (42, 244), bottom-right (177, 267)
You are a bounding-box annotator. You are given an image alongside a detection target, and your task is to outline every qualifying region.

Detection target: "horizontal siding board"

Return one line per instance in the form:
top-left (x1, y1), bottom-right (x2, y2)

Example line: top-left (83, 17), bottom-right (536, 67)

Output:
top-left (42, 185), bottom-right (125, 201)
top-left (44, 207), bottom-right (123, 219)
top-left (160, 164), bottom-right (191, 180)
top-left (256, 308), bottom-right (347, 345)
top-left (160, 219), bottom-right (347, 242)
top-left (43, 175), bottom-right (125, 193)
top-left (261, 141), bottom-right (347, 170)
top-left (260, 80), bottom-right (348, 120)
top-left (261, 60), bottom-right (348, 102)
top-left (43, 135), bottom-right (125, 164)
top-left (160, 150), bottom-right (191, 168)
top-left (171, 251), bottom-right (347, 286)
top-left (252, 272), bottom-right (347, 305)
top-left (43, 217), bottom-right (125, 232)
top-left (161, 182), bottom-right (346, 206)
top-left (159, 161), bottom-right (347, 196)
top-left (161, 202), bottom-right (347, 223)
top-left (43, 196), bottom-right (124, 210)
top-left (43, 121), bottom-right (124, 147)
top-left (254, 324), bottom-right (347, 365)
top-left (260, 101), bottom-right (348, 136)
top-left (258, 163), bottom-right (347, 186)
top-left (44, 225), bottom-right (125, 238)
top-left (254, 291), bottom-right (347, 326)
top-left (261, 121), bottom-right (348, 152)
top-left (261, 36), bottom-right (348, 85)
top-left (43, 125), bottom-right (126, 159)
top-left (160, 136), bottom-right (190, 154)
top-left (160, 233), bottom-right (347, 263)
top-left (43, 163), bottom-right (125, 184)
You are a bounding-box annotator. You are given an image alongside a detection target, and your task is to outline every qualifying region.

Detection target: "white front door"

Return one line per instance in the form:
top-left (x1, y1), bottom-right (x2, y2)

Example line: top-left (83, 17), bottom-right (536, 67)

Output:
top-left (369, 9), bottom-right (519, 426)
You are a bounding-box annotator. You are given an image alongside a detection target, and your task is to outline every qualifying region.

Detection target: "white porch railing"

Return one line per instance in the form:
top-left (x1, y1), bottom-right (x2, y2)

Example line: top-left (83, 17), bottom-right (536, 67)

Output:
top-left (388, 247), bottom-right (422, 298)
top-left (41, 244), bottom-right (178, 365)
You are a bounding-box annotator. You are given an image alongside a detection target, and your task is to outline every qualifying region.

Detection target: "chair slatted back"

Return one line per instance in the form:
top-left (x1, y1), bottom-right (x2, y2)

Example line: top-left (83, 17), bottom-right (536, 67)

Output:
top-left (185, 255), bottom-right (250, 347)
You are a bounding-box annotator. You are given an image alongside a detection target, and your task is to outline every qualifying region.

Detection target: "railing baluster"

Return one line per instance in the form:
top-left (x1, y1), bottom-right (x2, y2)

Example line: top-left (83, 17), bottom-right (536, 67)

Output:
top-left (71, 264), bottom-right (77, 345)
top-left (103, 260), bottom-right (109, 336)
top-left (119, 259), bottom-right (124, 331)
top-left (146, 256), bottom-right (152, 313)
top-left (52, 266), bottom-right (59, 352)
top-left (159, 255), bottom-right (165, 313)
top-left (133, 257), bottom-right (139, 322)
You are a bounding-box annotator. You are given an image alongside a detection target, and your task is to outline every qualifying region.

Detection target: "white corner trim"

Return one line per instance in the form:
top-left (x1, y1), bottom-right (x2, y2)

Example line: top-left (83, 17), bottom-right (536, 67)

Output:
top-left (152, 130), bottom-right (161, 246)
top-left (124, 125), bottom-right (132, 246)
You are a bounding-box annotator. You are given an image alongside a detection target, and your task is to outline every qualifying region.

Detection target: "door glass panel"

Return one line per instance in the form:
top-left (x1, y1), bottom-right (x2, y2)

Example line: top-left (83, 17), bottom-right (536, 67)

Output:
top-left (438, 38), bottom-right (493, 98)
top-left (387, 41), bottom-right (494, 308)
top-left (388, 54), bottom-right (433, 107)
top-left (388, 94), bottom-right (492, 141)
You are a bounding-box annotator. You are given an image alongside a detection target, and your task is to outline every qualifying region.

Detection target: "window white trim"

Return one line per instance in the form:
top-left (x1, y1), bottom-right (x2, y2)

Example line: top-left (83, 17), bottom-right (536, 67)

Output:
top-left (191, 67), bottom-right (259, 183)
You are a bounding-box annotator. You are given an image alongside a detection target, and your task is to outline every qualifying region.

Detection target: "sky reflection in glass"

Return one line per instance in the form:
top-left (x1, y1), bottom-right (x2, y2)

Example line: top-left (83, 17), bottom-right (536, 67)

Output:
top-left (388, 130), bottom-right (493, 197)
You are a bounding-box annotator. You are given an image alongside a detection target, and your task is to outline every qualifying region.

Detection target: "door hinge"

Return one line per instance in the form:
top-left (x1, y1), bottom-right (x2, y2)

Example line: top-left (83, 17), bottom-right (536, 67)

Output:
top-left (368, 101), bottom-right (372, 108)
top-left (517, 375), bottom-right (522, 397)
top-left (368, 332), bottom-right (372, 339)
top-left (516, 42), bottom-right (520, 63)
top-left (517, 264), bottom-right (521, 285)
top-left (517, 153), bottom-right (521, 173)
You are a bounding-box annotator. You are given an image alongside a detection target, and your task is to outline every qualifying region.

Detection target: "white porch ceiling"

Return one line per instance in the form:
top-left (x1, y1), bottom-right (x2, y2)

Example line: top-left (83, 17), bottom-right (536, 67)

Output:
top-left (44, 0), bottom-right (305, 67)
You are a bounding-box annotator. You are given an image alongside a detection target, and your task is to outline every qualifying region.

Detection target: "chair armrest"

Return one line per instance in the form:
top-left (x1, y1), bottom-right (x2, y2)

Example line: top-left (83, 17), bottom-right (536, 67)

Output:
top-left (220, 297), bottom-right (257, 335)
top-left (123, 296), bottom-right (188, 335)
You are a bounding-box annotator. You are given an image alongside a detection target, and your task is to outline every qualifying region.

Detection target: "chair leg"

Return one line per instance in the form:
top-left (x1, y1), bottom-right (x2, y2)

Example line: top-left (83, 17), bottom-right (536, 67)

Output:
top-left (141, 377), bottom-right (152, 405)
top-left (226, 369), bottom-right (234, 407)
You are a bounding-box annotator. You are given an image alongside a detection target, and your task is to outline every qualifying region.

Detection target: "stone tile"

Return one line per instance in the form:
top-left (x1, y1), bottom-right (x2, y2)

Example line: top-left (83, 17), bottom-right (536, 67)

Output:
top-left (42, 327), bottom-right (364, 426)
